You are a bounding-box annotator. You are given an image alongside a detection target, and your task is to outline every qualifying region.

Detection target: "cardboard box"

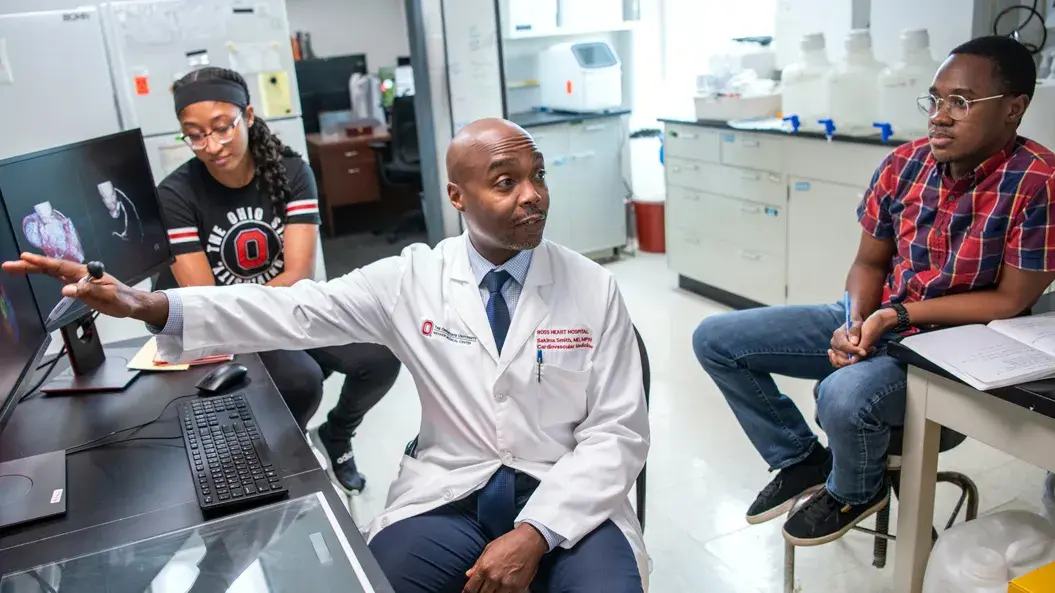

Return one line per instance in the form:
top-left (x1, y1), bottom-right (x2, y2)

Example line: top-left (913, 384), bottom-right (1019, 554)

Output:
top-left (1010, 561), bottom-right (1055, 592)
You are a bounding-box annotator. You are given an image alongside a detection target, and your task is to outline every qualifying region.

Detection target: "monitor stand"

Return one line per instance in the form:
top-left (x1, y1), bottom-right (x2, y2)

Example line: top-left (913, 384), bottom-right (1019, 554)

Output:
top-left (0, 450), bottom-right (67, 529)
top-left (41, 315), bottom-right (140, 394)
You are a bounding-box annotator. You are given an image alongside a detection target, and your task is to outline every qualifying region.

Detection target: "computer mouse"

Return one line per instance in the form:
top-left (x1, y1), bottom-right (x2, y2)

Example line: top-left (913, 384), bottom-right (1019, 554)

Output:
top-left (196, 362), bottom-right (249, 395)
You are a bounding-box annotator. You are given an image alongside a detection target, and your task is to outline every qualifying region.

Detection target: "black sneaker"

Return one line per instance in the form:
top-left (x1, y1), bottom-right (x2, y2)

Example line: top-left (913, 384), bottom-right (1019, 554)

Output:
top-left (746, 447), bottom-right (831, 525)
top-left (309, 423), bottom-right (367, 495)
top-left (782, 486), bottom-right (889, 546)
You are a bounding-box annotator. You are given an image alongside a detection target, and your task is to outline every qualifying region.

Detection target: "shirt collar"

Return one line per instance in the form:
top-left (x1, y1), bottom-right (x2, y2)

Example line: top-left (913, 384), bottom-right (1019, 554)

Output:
top-left (466, 236), bottom-right (533, 288)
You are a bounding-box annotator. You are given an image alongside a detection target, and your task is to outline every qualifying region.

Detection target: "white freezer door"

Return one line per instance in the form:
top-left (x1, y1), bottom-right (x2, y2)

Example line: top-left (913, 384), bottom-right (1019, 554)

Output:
top-left (102, 0), bottom-right (302, 138)
top-left (0, 8), bottom-right (121, 159)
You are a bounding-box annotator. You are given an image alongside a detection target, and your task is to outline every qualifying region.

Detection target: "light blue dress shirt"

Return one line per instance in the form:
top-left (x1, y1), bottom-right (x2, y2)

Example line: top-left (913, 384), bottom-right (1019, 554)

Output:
top-left (150, 238), bottom-right (565, 550)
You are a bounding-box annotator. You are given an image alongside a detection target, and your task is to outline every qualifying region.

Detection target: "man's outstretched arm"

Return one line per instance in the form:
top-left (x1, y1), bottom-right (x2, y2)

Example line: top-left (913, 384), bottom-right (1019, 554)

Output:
top-left (3, 252), bottom-right (405, 363)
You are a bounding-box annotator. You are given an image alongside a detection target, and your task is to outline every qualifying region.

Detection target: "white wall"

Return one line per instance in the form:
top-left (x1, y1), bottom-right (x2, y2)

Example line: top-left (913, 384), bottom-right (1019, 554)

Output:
top-left (285, 0), bottom-right (410, 70)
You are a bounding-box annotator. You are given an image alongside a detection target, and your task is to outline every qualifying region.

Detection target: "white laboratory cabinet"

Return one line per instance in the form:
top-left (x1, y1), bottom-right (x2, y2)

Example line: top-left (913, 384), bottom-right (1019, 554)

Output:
top-left (532, 114), bottom-right (630, 256)
top-left (662, 120), bottom-right (891, 307)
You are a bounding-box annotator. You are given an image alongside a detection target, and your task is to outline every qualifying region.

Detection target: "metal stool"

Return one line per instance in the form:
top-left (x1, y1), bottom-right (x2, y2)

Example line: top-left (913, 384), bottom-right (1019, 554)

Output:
top-left (782, 385), bottom-right (980, 592)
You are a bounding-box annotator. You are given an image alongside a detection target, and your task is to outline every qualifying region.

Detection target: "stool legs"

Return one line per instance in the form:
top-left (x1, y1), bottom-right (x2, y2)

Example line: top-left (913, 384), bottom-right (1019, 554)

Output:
top-left (782, 470), bottom-right (981, 592)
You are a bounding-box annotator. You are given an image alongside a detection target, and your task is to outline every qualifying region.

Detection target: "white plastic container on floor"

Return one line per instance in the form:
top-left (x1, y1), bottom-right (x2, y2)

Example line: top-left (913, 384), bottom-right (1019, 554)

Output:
top-left (826, 29), bottom-right (886, 136)
top-left (780, 32), bottom-right (831, 132)
top-left (923, 510), bottom-right (1055, 593)
top-left (877, 29), bottom-right (940, 140)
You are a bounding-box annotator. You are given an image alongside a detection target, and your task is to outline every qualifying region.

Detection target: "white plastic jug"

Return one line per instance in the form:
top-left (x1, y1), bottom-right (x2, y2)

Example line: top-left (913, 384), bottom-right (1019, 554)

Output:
top-left (780, 32), bottom-right (831, 133)
top-left (826, 29), bottom-right (886, 136)
top-left (877, 29), bottom-right (940, 140)
top-left (923, 510), bottom-right (1055, 593)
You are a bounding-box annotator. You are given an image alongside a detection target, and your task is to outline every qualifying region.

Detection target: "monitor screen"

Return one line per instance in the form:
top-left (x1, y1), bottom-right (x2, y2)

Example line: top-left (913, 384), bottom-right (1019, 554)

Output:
top-left (0, 195), bottom-right (48, 433)
top-left (0, 130), bottom-right (173, 329)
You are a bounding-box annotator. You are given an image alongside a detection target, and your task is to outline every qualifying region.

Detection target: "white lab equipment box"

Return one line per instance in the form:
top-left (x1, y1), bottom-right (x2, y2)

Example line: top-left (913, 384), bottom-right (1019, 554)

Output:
top-left (0, 8), bottom-right (122, 159)
top-left (540, 41), bottom-right (622, 112)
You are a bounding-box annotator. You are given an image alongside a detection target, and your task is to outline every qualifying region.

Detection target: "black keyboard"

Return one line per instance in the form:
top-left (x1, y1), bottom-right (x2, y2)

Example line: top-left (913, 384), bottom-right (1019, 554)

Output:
top-left (178, 394), bottom-right (288, 512)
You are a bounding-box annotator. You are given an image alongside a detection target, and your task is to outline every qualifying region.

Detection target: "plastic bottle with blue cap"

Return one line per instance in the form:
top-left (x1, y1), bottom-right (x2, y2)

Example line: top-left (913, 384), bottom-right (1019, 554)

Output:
top-left (781, 32), bottom-right (831, 133)
top-left (826, 29), bottom-right (886, 136)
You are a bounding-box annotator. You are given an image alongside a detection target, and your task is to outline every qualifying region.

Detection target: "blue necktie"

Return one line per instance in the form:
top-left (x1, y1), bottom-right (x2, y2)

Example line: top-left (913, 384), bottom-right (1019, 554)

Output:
top-left (477, 269), bottom-right (516, 539)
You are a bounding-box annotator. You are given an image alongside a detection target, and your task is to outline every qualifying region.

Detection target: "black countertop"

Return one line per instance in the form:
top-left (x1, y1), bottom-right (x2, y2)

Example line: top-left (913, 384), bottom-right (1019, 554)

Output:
top-left (658, 116), bottom-right (910, 148)
top-left (510, 109), bottom-right (632, 129)
top-left (0, 338), bottom-right (393, 591)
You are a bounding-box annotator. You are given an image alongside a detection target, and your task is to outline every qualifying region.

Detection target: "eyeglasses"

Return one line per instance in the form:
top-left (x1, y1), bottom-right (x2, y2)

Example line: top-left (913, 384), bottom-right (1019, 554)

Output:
top-left (916, 93), bottom-right (1005, 121)
top-left (180, 113), bottom-right (243, 150)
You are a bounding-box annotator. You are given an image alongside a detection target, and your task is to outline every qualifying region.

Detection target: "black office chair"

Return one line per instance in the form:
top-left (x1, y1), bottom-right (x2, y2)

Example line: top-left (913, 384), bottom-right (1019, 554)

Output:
top-left (371, 95), bottom-right (425, 244)
top-left (633, 325), bottom-right (649, 531)
top-left (398, 324), bottom-right (650, 531)
top-left (782, 381), bottom-right (979, 592)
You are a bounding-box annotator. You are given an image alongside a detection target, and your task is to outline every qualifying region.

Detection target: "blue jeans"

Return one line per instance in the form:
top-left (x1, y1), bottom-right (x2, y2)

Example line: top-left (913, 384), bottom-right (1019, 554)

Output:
top-left (369, 504), bottom-right (642, 593)
top-left (692, 303), bottom-right (907, 505)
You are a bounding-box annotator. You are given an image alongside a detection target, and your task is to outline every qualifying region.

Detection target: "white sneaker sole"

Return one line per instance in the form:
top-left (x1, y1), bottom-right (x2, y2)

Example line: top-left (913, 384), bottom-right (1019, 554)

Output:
top-left (746, 484), bottom-right (824, 525)
top-left (308, 428), bottom-right (362, 497)
top-left (782, 493), bottom-right (891, 547)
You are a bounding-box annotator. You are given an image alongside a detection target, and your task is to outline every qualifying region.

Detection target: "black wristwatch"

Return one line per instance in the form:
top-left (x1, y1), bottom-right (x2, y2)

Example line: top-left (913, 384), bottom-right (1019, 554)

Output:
top-left (889, 302), bottom-right (911, 333)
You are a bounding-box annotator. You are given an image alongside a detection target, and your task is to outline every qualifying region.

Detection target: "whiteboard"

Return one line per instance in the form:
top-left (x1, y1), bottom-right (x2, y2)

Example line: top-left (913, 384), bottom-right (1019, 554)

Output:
top-left (442, 0), bottom-right (504, 132)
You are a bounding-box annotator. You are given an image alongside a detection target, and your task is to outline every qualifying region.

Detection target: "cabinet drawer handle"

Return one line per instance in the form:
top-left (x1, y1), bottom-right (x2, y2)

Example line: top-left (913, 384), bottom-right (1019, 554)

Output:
top-left (740, 172), bottom-right (761, 181)
top-left (739, 205), bottom-right (761, 214)
top-left (584, 124), bottom-right (606, 132)
top-left (344, 150), bottom-right (359, 157)
top-left (741, 139), bottom-right (761, 148)
top-left (680, 132), bottom-right (699, 139)
top-left (739, 250), bottom-right (761, 261)
top-left (347, 168), bottom-right (361, 174)
top-left (686, 193), bottom-right (701, 201)
top-left (768, 173), bottom-right (781, 183)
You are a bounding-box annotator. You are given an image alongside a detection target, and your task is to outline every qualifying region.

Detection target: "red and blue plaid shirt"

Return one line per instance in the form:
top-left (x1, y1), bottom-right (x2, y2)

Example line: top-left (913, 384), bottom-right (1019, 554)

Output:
top-left (858, 136), bottom-right (1055, 306)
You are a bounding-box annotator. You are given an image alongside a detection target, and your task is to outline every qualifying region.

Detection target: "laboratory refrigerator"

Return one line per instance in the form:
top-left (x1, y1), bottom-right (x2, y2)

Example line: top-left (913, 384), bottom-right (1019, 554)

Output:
top-left (0, 0), bottom-right (323, 279)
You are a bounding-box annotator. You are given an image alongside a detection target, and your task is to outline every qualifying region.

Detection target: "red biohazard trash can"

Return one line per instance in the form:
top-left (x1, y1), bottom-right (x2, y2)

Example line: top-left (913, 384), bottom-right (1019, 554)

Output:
top-left (633, 198), bottom-right (665, 253)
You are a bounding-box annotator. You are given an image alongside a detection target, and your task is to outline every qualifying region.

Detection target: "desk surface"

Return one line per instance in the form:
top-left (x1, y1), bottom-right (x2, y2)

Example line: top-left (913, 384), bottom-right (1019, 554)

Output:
top-left (0, 337), bottom-right (391, 591)
top-left (888, 340), bottom-right (1055, 420)
top-left (306, 130), bottom-right (392, 148)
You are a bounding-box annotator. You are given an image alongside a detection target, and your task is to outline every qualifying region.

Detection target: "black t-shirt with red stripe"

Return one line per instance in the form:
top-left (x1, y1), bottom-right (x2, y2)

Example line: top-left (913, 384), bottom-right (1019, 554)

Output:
top-left (153, 155), bottom-right (320, 290)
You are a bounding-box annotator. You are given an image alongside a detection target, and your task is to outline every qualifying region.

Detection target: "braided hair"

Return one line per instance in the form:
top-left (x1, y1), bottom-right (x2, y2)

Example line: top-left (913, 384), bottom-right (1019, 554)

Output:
top-left (172, 67), bottom-right (300, 221)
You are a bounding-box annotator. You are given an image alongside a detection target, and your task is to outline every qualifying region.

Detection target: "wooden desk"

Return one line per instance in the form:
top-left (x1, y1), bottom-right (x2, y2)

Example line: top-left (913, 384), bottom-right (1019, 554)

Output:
top-left (306, 131), bottom-right (392, 236)
top-left (888, 342), bottom-right (1055, 593)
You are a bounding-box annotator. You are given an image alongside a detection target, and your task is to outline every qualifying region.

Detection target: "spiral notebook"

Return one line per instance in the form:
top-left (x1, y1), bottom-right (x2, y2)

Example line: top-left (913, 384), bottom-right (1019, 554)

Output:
top-left (900, 312), bottom-right (1055, 391)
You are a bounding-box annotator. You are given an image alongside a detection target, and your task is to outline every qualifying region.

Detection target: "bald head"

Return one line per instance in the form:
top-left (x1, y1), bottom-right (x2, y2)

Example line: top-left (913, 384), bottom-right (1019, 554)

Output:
top-left (446, 118), bottom-right (535, 184)
top-left (445, 118), bottom-right (549, 261)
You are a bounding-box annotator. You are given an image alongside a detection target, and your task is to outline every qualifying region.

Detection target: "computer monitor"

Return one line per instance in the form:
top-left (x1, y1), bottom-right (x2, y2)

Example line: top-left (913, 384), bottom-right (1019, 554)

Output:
top-left (0, 130), bottom-right (174, 393)
top-left (295, 54), bottom-right (368, 134)
top-left (0, 194), bottom-right (63, 530)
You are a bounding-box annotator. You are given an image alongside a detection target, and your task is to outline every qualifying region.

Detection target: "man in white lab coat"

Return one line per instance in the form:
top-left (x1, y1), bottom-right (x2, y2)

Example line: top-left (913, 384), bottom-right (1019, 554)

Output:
top-left (4, 118), bottom-right (650, 593)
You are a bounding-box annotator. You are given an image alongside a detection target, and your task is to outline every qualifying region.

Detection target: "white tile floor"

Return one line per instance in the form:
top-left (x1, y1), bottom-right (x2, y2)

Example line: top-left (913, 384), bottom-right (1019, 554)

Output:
top-left (303, 252), bottom-right (1054, 593)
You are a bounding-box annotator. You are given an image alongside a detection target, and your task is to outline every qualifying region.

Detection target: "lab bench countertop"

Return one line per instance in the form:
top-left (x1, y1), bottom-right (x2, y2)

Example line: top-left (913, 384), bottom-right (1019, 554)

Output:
top-left (658, 116), bottom-right (916, 148)
top-left (510, 109), bottom-right (632, 129)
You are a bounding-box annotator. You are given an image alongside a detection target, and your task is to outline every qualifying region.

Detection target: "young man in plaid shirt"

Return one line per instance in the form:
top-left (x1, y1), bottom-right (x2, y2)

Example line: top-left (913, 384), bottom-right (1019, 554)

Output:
top-left (693, 36), bottom-right (1055, 545)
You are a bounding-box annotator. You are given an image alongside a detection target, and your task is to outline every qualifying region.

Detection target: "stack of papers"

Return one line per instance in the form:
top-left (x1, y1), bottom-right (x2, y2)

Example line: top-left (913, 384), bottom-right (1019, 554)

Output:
top-left (126, 337), bottom-right (232, 372)
top-left (900, 312), bottom-right (1055, 391)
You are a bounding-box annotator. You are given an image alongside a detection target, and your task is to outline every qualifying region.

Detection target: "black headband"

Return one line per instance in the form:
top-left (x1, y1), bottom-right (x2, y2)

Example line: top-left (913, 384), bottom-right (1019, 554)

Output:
top-left (173, 78), bottom-right (250, 115)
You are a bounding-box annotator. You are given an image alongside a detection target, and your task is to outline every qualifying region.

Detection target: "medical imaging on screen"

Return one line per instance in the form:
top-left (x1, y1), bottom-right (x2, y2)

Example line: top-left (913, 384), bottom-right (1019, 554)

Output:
top-left (98, 180), bottom-right (143, 242)
top-left (22, 201), bottom-right (86, 263)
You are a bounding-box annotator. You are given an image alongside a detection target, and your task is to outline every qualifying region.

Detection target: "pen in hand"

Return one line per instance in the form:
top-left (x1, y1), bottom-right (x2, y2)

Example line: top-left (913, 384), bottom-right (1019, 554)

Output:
top-left (843, 290), bottom-right (852, 360)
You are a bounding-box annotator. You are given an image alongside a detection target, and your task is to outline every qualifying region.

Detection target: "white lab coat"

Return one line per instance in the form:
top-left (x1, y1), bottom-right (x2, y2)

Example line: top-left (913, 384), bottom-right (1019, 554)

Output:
top-left (156, 234), bottom-right (651, 585)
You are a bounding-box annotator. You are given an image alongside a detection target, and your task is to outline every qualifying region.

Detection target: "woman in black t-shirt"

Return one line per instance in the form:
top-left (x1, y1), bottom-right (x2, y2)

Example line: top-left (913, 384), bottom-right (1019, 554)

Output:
top-left (154, 67), bottom-right (400, 494)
